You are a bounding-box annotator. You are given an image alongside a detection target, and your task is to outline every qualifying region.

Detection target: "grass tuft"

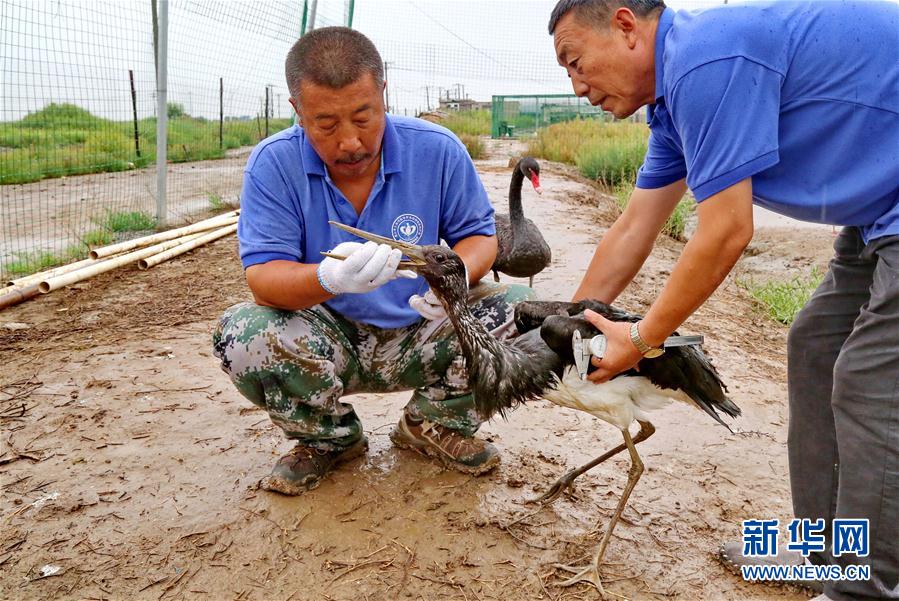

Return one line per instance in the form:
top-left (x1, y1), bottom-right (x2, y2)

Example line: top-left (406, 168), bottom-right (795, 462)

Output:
top-left (614, 182), bottom-right (694, 241)
top-left (102, 211), bottom-right (156, 232)
top-left (456, 134), bottom-right (486, 160)
top-left (739, 267), bottom-right (824, 324)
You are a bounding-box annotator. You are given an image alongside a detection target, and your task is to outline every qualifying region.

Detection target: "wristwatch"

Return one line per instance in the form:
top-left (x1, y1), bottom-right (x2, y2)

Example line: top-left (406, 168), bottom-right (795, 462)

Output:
top-left (630, 322), bottom-right (664, 358)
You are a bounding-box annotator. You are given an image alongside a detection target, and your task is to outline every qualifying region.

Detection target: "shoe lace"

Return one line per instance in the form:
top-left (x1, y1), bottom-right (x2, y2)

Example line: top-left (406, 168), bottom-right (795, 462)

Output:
top-left (420, 420), bottom-right (472, 458)
top-left (285, 444), bottom-right (331, 467)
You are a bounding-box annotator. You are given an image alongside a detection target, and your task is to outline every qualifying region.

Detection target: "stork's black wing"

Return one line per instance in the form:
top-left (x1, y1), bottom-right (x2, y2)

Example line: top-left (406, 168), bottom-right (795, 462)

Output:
top-left (638, 344), bottom-right (740, 428)
top-left (537, 313), bottom-right (740, 429)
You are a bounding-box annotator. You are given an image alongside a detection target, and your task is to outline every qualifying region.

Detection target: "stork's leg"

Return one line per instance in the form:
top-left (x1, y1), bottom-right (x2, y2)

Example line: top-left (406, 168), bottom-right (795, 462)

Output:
top-left (529, 420), bottom-right (655, 505)
top-left (554, 421), bottom-right (651, 593)
top-left (493, 270), bottom-right (500, 283)
top-left (528, 275), bottom-right (534, 288)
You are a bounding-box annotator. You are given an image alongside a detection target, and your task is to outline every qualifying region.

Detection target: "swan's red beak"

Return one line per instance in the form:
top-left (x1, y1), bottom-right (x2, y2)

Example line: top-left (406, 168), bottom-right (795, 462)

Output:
top-left (528, 171), bottom-right (543, 195)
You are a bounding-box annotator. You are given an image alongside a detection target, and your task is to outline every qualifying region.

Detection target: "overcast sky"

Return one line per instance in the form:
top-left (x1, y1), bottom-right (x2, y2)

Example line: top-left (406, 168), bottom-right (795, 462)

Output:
top-left (2, 0), bottom-right (894, 123)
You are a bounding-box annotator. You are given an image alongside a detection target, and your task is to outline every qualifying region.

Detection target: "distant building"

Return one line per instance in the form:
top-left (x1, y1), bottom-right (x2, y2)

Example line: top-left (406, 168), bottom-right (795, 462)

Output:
top-left (437, 97), bottom-right (490, 112)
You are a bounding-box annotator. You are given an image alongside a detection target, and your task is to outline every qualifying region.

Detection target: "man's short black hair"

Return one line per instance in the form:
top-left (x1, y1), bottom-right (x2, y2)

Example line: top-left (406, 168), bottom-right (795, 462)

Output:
top-left (285, 26), bottom-right (384, 99)
top-left (548, 0), bottom-right (666, 34)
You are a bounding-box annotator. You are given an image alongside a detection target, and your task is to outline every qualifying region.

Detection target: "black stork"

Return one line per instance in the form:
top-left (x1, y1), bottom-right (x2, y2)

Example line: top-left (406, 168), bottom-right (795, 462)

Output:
top-left (492, 157), bottom-right (551, 287)
top-left (327, 221), bottom-right (739, 594)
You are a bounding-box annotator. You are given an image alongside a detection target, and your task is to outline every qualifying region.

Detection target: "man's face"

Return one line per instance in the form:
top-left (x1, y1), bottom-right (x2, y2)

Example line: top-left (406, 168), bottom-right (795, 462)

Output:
top-left (291, 72), bottom-right (386, 180)
top-left (553, 9), bottom-right (654, 119)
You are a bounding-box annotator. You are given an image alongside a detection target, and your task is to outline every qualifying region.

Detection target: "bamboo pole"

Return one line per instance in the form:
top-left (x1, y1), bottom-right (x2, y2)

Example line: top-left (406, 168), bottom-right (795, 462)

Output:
top-left (6, 256), bottom-right (103, 288)
top-left (138, 223), bottom-right (237, 270)
top-left (0, 283), bottom-right (40, 312)
top-left (39, 231), bottom-right (207, 294)
top-left (89, 211), bottom-right (239, 259)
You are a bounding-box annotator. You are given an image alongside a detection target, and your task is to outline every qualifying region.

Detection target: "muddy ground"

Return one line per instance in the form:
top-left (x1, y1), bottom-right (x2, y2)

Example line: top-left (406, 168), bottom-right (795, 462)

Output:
top-left (1, 139), bottom-right (835, 600)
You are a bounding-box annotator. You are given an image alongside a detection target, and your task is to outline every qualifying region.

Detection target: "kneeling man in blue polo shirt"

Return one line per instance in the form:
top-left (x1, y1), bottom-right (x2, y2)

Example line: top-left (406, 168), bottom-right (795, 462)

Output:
top-left (549, 0), bottom-right (898, 598)
top-left (213, 27), bottom-right (533, 495)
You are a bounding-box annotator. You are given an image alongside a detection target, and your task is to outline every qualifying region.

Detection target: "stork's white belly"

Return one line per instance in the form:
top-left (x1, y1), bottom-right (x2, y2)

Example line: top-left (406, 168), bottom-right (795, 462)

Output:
top-left (542, 367), bottom-right (692, 430)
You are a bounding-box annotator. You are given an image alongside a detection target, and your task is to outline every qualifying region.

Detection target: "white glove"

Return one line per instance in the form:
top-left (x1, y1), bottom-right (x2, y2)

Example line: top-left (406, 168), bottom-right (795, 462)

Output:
top-left (409, 289), bottom-right (447, 320)
top-left (409, 265), bottom-right (467, 320)
top-left (317, 241), bottom-right (415, 295)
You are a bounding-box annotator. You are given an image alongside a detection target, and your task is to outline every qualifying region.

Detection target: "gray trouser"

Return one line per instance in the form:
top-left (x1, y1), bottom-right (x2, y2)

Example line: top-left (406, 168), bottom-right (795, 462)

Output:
top-left (788, 227), bottom-right (899, 600)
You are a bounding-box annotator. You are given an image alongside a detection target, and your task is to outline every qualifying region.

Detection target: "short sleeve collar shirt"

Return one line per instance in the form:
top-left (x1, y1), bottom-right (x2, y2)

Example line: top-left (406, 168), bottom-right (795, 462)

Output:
top-left (237, 115), bottom-right (495, 328)
top-left (637, 2), bottom-right (899, 242)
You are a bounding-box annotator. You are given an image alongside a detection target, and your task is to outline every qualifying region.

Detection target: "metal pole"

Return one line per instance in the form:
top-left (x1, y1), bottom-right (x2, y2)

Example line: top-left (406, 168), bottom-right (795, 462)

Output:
top-left (301, 0), bottom-right (308, 35)
top-left (308, 0), bottom-right (318, 30)
top-left (219, 77), bottom-right (223, 150)
top-left (347, 0), bottom-right (355, 27)
top-left (264, 86), bottom-right (270, 138)
top-left (129, 69), bottom-right (141, 157)
top-left (155, 0), bottom-right (168, 226)
top-left (151, 0), bottom-right (158, 80)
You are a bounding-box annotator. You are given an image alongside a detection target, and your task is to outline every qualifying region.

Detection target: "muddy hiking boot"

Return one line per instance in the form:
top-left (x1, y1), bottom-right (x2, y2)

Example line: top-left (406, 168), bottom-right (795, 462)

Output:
top-left (718, 540), bottom-right (825, 593)
top-left (259, 437), bottom-right (368, 495)
top-left (390, 414), bottom-right (500, 475)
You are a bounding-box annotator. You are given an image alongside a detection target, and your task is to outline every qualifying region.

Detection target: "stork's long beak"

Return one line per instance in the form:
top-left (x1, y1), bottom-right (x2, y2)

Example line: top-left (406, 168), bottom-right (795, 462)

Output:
top-left (327, 221), bottom-right (427, 266)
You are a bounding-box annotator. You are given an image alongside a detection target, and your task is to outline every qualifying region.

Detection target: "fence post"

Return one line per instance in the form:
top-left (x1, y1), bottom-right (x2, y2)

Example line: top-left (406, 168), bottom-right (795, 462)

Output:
top-left (264, 86), bottom-right (270, 138)
top-left (308, 0), bottom-right (319, 31)
top-left (219, 77), bottom-right (223, 150)
top-left (155, 0), bottom-right (168, 227)
top-left (129, 69), bottom-right (141, 157)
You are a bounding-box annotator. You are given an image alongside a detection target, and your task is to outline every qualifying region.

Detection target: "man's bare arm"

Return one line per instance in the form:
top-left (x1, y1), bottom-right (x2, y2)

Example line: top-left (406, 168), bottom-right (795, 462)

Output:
top-left (452, 234), bottom-right (498, 285)
top-left (585, 178), bottom-right (754, 382)
top-left (638, 178), bottom-right (754, 346)
top-left (245, 261), bottom-right (333, 311)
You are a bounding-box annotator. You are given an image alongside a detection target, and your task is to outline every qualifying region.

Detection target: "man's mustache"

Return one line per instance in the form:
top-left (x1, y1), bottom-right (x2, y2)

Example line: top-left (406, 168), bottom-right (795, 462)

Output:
top-left (336, 152), bottom-right (371, 164)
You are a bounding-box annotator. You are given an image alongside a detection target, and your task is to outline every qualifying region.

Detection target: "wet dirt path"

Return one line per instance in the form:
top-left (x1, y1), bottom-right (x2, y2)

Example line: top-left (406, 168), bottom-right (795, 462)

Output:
top-left (0, 139), bottom-right (833, 600)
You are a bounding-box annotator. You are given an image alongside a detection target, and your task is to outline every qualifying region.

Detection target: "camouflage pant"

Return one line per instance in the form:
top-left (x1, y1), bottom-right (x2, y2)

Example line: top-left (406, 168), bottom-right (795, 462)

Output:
top-left (212, 282), bottom-right (534, 450)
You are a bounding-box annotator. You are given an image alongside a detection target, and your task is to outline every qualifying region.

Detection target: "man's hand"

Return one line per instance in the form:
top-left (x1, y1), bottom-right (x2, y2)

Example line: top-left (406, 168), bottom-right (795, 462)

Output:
top-left (409, 289), bottom-right (446, 320)
top-left (409, 263), bottom-right (467, 320)
top-left (317, 241), bottom-right (415, 295)
top-left (583, 309), bottom-right (643, 384)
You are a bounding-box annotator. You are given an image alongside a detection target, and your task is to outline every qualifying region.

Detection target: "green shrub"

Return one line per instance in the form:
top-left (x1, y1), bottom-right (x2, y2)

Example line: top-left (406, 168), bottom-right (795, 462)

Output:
top-left (575, 139), bottom-right (646, 188)
top-left (614, 182), bottom-right (694, 241)
top-left (167, 103), bottom-right (187, 119)
top-left (457, 134), bottom-right (485, 159)
top-left (102, 211), bottom-right (156, 232)
top-left (81, 229), bottom-right (115, 247)
top-left (528, 119), bottom-right (649, 187)
top-left (739, 267), bottom-right (824, 324)
top-left (440, 110), bottom-right (491, 137)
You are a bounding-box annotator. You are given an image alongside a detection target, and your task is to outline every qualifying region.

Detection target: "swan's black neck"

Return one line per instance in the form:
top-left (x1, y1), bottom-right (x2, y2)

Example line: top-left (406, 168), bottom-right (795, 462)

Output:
top-left (508, 166), bottom-right (526, 225)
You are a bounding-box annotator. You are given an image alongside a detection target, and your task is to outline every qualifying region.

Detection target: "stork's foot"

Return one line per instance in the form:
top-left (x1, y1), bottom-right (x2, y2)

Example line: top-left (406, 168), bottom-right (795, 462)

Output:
top-left (554, 562), bottom-right (606, 594)
top-left (527, 468), bottom-right (578, 505)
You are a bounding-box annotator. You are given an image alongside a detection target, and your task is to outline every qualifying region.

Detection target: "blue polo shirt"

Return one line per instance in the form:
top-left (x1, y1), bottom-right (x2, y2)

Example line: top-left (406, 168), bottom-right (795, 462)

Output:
top-left (637, 2), bottom-right (899, 243)
top-left (238, 115), bottom-right (495, 328)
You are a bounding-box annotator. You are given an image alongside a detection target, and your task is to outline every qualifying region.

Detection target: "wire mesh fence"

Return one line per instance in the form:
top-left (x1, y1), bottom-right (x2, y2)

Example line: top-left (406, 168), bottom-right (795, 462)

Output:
top-left (0, 0), bottom-right (301, 280)
top-left (1, 0), bottom-right (727, 281)
top-left (490, 94), bottom-right (605, 138)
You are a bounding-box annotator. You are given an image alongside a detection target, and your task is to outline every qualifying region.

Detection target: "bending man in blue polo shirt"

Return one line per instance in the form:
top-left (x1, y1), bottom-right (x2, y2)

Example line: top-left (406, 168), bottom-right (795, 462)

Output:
top-left (549, 0), bottom-right (898, 599)
top-left (213, 27), bottom-right (533, 496)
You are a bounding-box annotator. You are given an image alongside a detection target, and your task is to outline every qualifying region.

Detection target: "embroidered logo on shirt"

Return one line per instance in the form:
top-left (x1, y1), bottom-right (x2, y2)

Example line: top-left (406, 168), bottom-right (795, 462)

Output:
top-left (391, 213), bottom-right (424, 244)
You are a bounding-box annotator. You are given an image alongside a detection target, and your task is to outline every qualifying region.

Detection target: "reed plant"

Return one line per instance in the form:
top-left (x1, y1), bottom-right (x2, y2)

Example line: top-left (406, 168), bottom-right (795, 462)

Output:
top-left (439, 109), bottom-right (491, 137)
